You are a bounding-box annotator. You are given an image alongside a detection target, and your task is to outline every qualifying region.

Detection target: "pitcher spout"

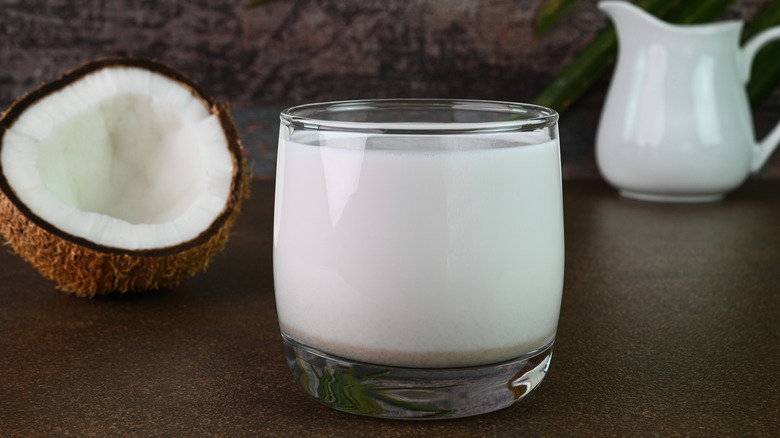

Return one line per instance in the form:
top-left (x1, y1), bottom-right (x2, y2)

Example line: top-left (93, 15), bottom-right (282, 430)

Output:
top-left (598, 1), bottom-right (669, 38)
top-left (599, 0), bottom-right (742, 39)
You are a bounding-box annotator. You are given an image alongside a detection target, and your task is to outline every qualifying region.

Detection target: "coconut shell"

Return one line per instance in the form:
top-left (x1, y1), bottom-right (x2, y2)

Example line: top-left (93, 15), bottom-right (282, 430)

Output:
top-left (0, 57), bottom-right (249, 297)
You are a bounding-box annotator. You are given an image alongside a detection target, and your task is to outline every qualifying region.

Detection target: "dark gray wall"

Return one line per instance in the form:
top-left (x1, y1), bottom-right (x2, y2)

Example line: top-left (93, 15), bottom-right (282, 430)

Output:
top-left (2, 0), bottom-right (775, 107)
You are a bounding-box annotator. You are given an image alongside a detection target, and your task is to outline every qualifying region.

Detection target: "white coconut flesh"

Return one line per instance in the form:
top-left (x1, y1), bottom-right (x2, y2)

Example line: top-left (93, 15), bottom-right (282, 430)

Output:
top-left (1, 66), bottom-right (235, 251)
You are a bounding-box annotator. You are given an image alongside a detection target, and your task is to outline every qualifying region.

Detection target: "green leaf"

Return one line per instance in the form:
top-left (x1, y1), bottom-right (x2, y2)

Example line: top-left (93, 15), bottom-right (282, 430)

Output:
top-left (662, 0), bottom-right (736, 24)
top-left (532, 0), bottom-right (683, 113)
top-left (743, 0), bottom-right (780, 41)
top-left (536, 0), bottom-right (581, 35)
top-left (742, 1), bottom-right (780, 106)
top-left (531, 27), bottom-right (617, 112)
top-left (531, 0), bottom-right (745, 114)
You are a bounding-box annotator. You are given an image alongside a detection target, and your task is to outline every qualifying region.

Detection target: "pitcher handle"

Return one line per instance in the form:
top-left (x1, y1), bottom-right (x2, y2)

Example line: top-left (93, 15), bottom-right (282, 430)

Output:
top-left (742, 26), bottom-right (780, 172)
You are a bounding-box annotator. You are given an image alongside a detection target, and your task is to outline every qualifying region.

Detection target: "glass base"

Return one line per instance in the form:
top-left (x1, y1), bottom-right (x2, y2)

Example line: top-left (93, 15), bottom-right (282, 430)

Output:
top-left (282, 332), bottom-right (554, 420)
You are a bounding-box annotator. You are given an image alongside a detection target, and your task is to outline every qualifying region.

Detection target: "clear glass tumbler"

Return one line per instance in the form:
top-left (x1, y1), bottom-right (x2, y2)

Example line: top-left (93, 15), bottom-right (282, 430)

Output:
top-left (273, 99), bottom-right (564, 419)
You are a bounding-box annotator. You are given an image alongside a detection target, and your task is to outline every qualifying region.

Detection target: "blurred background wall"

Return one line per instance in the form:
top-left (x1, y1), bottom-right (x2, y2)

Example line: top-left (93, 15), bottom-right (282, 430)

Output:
top-left (1, 0), bottom-right (778, 179)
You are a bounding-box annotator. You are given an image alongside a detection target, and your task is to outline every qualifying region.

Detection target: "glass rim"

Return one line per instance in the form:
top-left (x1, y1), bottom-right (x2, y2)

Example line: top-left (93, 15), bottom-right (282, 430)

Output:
top-left (280, 99), bottom-right (558, 134)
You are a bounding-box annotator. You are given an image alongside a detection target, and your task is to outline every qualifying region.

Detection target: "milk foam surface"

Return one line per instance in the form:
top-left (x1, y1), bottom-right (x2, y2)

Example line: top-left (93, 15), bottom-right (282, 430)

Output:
top-left (273, 131), bottom-right (564, 368)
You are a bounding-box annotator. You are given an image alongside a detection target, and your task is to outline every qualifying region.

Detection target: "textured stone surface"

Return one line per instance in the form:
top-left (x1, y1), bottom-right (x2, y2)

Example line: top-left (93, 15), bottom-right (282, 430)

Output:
top-left (0, 0), bottom-right (776, 107)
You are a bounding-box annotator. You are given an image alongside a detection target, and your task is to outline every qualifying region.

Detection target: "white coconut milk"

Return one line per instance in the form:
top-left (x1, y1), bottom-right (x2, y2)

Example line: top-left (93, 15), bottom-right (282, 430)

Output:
top-left (273, 131), bottom-right (564, 368)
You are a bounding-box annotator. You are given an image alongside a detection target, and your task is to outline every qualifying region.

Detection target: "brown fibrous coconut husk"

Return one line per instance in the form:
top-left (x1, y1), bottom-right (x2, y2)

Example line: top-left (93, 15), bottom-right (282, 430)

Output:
top-left (0, 57), bottom-right (249, 297)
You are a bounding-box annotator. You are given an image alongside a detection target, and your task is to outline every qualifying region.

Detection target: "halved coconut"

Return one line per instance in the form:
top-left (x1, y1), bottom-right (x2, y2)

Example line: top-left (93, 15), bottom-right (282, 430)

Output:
top-left (0, 58), bottom-right (248, 297)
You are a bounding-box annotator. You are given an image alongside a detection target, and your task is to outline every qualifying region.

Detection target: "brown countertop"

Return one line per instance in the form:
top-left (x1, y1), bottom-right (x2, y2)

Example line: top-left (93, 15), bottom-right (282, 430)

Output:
top-left (1, 179), bottom-right (779, 437)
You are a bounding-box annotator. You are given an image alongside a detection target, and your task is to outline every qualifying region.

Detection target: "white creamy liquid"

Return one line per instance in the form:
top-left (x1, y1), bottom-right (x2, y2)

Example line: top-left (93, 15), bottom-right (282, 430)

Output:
top-left (273, 130), bottom-right (564, 368)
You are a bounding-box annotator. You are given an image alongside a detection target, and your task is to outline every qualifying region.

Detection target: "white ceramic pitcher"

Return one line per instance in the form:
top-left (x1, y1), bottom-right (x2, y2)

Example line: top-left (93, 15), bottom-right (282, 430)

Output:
top-left (596, 0), bottom-right (780, 202)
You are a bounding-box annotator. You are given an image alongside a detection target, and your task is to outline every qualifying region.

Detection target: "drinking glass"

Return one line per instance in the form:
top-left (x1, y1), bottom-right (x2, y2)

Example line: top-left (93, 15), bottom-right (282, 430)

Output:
top-left (273, 99), bottom-right (564, 419)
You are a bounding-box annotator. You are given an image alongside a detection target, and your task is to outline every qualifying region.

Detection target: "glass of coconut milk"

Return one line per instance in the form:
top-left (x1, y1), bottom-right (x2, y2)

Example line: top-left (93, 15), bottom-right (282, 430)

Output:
top-left (273, 99), bottom-right (564, 419)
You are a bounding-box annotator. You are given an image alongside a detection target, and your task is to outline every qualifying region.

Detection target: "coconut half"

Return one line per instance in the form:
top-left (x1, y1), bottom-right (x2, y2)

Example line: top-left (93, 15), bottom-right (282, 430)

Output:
top-left (0, 58), bottom-right (248, 297)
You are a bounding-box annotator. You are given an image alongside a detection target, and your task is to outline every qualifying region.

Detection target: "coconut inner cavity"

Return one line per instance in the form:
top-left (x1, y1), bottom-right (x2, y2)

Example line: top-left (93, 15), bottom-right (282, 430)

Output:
top-left (37, 93), bottom-right (203, 225)
top-left (1, 67), bottom-right (235, 250)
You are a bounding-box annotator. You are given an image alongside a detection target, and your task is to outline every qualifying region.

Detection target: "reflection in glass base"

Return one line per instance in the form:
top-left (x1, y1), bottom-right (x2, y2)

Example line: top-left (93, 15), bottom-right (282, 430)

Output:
top-left (282, 332), bottom-right (554, 420)
top-left (619, 189), bottom-right (725, 203)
